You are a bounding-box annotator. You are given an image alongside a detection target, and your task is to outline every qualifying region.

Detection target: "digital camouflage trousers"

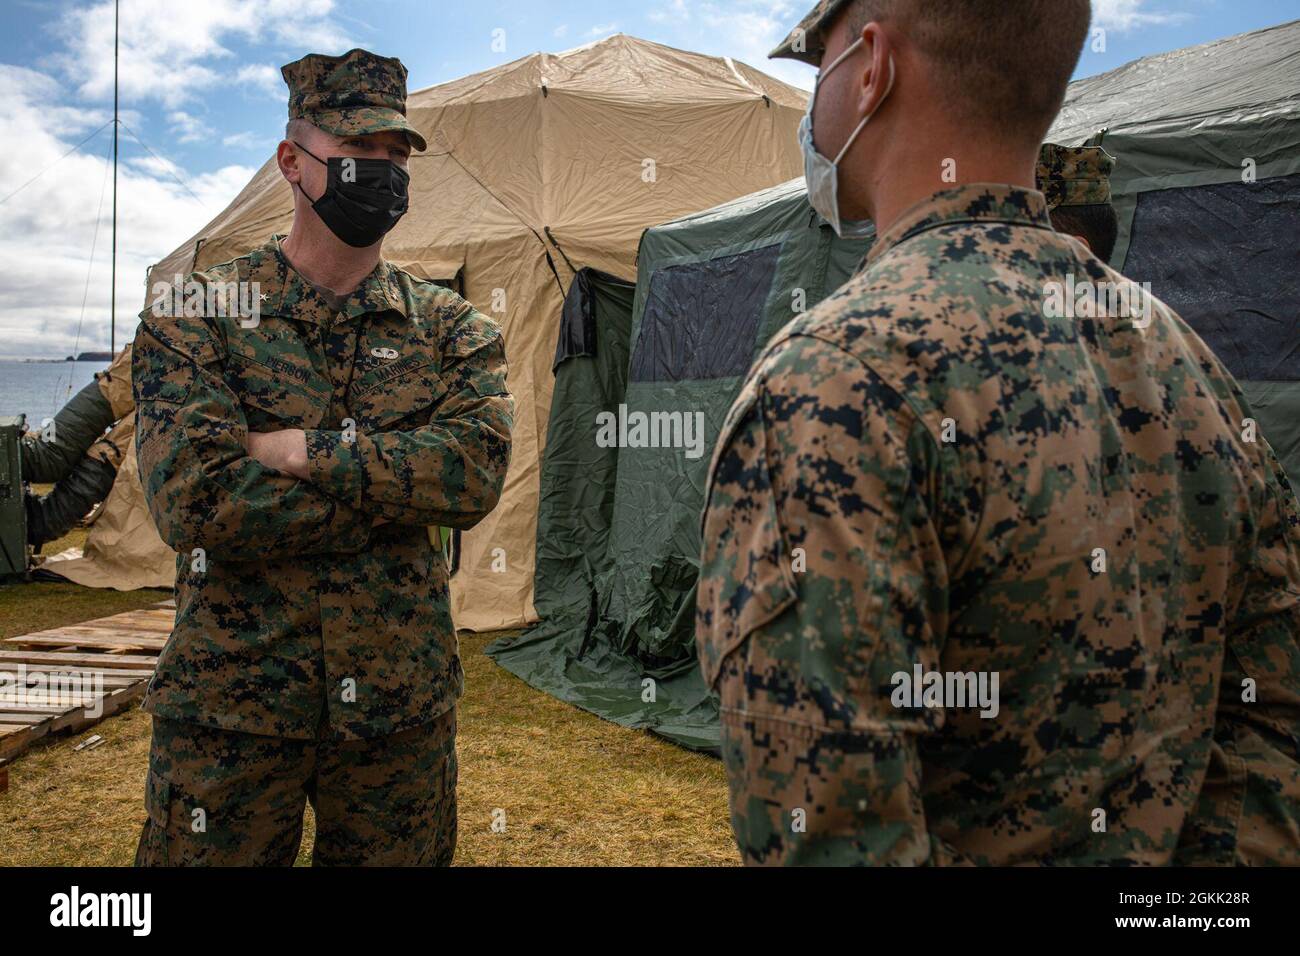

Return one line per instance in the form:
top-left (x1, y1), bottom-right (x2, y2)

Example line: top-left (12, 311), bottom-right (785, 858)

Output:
top-left (134, 706), bottom-right (457, 866)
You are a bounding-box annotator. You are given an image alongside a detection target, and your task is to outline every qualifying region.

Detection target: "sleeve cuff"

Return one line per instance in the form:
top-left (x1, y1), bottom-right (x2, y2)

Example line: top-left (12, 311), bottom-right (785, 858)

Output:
top-left (305, 428), bottom-right (366, 509)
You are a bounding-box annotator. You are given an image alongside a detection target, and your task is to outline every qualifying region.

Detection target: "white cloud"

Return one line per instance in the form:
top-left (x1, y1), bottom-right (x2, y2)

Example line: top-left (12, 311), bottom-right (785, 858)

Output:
top-left (169, 109), bottom-right (267, 150)
top-left (167, 110), bottom-right (206, 143)
top-left (0, 0), bottom-right (368, 359)
top-left (658, 0), bottom-right (813, 89)
top-left (0, 64), bottom-right (255, 359)
top-left (553, 24), bottom-right (569, 39)
top-left (126, 153), bottom-right (185, 180)
top-left (586, 23), bottom-right (619, 39)
top-left (235, 63), bottom-right (285, 97)
top-left (51, 0), bottom-right (354, 107)
top-left (0, 65), bottom-right (114, 137)
top-left (1093, 0), bottom-right (1188, 32)
top-left (648, 0), bottom-right (690, 25)
top-left (224, 130), bottom-right (273, 150)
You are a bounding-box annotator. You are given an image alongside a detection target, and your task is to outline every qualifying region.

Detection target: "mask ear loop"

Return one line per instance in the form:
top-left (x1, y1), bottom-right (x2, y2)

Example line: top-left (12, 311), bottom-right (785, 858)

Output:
top-left (292, 141), bottom-right (327, 166)
top-left (832, 54), bottom-right (896, 165)
top-left (291, 141), bottom-right (326, 204)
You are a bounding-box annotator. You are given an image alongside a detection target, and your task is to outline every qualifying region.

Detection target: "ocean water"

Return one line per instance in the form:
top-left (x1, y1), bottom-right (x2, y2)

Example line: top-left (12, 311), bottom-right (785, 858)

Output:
top-left (0, 361), bottom-right (104, 428)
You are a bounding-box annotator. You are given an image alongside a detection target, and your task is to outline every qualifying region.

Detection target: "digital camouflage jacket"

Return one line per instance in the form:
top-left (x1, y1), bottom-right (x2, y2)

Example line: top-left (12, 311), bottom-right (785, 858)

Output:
top-left (697, 184), bottom-right (1300, 865)
top-left (133, 237), bottom-right (513, 741)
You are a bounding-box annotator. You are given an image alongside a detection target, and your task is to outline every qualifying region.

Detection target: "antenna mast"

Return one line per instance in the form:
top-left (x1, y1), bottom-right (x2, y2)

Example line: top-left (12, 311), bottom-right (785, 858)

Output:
top-left (110, 0), bottom-right (119, 354)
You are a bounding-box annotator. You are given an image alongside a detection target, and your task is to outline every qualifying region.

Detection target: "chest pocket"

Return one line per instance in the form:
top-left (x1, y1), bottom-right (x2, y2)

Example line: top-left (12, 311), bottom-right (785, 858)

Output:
top-left (348, 353), bottom-right (448, 432)
top-left (224, 344), bottom-right (330, 430)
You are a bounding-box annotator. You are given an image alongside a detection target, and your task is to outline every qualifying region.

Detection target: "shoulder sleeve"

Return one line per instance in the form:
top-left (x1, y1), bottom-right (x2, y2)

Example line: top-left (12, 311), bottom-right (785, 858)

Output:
top-left (441, 299), bottom-right (509, 398)
top-left (137, 269), bottom-right (231, 367)
top-left (696, 331), bottom-right (958, 865)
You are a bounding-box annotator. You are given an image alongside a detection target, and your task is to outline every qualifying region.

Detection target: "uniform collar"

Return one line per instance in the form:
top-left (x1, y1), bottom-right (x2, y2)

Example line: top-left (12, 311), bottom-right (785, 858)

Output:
top-left (865, 184), bottom-right (1053, 266)
top-left (239, 235), bottom-right (410, 322)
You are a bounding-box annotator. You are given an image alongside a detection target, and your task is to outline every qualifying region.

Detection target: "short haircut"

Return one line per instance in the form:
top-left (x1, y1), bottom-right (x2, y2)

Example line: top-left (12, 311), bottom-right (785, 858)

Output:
top-left (1050, 203), bottom-right (1119, 263)
top-left (285, 117), bottom-right (317, 141)
top-left (844, 0), bottom-right (1091, 144)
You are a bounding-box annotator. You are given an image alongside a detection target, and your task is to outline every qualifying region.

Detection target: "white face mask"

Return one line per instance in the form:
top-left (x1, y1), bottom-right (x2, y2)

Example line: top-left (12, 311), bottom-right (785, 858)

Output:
top-left (800, 37), bottom-right (895, 238)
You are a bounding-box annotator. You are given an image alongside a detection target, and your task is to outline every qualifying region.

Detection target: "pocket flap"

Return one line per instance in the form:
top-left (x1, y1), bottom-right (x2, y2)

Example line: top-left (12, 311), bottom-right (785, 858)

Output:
top-left (133, 330), bottom-right (200, 406)
top-left (350, 360), bottom-right (449, 430)
top-left (443, 314), bottom-right (501, 362)
top-left (442, 314), bottom-right (509, 399)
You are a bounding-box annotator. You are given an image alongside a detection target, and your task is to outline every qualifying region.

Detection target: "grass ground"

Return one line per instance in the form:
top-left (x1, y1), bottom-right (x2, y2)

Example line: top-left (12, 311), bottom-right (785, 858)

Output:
top-left (0, 539), bottom-right (737, 866)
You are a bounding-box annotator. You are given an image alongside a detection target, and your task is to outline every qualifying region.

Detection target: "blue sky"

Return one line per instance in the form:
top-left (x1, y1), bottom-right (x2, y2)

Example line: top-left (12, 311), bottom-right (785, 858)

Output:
top-left (0, 0), bottom-right (1297, 358)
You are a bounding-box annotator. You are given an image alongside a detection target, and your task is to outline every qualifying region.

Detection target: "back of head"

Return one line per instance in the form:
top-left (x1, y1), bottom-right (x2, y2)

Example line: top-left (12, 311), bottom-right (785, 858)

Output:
top-left (777, 0), bottom-right (1092, 145)
top-left (1048, 204), bottom-right (1119, 263)
top-left (859, 0), bottom-right (1090, 141)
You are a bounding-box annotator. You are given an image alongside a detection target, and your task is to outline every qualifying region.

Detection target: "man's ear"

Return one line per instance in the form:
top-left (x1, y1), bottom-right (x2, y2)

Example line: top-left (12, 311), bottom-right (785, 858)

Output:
top-left (276, 140), bottom-right (302, 186)
top-left (856, 21), bottom-right (894, 120)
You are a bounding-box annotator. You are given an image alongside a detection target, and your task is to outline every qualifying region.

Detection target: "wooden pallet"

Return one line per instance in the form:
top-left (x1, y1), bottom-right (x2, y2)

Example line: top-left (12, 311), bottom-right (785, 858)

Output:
top-left (0, 605), bottom-right (173, 760)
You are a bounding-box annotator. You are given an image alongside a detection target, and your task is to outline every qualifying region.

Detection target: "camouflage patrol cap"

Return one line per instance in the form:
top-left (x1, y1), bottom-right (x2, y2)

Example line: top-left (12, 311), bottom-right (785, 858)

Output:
top-left (1036, 143), bottom-right (1116, 210)
top-left (281, 48), bottom-right (427, 152)
top-left (770, 0), bottom-right (854, 64)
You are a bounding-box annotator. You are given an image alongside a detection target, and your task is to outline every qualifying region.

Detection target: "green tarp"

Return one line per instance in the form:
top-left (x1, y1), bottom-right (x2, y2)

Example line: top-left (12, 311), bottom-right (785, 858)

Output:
top-left (488, 188), bottom-right (872, 751)
top-left (533, 268), bottom-right (635, 622)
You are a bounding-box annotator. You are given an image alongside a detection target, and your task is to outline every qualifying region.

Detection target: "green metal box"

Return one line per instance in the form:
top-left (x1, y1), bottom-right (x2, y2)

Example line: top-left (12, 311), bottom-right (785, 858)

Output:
top-left (0, 415), bottom-right (28, 577)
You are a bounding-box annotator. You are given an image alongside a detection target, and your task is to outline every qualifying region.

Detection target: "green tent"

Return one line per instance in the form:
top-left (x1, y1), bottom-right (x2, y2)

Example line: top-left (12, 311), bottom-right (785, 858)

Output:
top-left (1047, 18), bottom-right (1300, 484)
top-left (490, 20), bottom-right (1300, 750)
top-left (488, 183), bottom-right (872, 750)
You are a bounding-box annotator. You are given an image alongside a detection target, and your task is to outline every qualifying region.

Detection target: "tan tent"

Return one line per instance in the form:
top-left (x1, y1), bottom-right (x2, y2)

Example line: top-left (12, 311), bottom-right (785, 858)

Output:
top-left (137, 34), bottom-right (806, 630)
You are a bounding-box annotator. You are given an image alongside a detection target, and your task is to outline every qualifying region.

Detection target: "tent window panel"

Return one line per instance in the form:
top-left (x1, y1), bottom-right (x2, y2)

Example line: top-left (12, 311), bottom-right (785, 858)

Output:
top-left (630, 243), bottom-right (782, 382)
top-left (1123, 173), bottom-right (1300, 382)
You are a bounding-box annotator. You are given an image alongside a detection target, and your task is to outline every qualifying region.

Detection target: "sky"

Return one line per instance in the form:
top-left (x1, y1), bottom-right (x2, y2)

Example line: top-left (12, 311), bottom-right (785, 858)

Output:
top-left (0, 0), bottom-right (1296, 359)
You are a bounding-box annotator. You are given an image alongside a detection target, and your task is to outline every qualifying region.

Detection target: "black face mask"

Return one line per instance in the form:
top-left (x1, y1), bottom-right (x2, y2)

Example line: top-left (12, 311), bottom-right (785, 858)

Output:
top-left (293, 141), bottom-right (410, 248)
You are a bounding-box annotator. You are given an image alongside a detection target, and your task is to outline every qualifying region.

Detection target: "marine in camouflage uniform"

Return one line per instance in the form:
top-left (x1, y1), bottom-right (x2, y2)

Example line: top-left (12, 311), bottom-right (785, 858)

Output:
top-left (1036, 142), bottom-right (1116, 211)
top-left (132, 49), bottom-right (513, 866)
top-left (1036, 142), bottom-right (1121, 262)
top-left (22, 345), bottom-right (135, 551)
top-left (697, 0), bottom-right (1300, 865)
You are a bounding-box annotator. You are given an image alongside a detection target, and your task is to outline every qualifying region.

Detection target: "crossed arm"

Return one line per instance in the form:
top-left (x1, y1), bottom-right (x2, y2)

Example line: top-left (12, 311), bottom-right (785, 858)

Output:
top-left (243, 430), bottom-right (401, 529)
top-left (132, 310), bottom-right (513, 559)
top-left (245, 429), bottom-right (309, 479)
